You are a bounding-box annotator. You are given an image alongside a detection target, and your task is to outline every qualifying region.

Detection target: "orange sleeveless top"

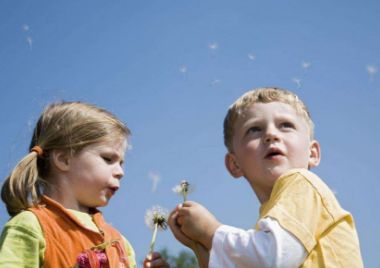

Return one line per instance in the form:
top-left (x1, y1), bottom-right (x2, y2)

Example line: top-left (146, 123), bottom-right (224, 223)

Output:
top-left (28, 195), bottom-right (129, 268)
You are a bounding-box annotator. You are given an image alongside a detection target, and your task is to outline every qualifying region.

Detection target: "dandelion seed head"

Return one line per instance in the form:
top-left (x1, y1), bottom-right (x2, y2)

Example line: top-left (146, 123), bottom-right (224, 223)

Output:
top-left (145, 205), bottom-right (168, 230)
top-left (172, 180), bottom-right (194, 196)
top-left (172, 184), bottom-right (182, 194)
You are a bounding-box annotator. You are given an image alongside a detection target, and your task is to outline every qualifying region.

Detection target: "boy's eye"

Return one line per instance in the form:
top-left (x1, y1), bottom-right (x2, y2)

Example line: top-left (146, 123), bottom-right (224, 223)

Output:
top-left (247, 126), bottom-right (261, 134)
top-left (280, 122), bottom-right (295, 129)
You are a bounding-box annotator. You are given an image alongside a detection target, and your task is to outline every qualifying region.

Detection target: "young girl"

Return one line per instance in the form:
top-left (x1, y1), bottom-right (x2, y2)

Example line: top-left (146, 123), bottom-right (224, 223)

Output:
top-left (0, 101), bottom-right (168, 268)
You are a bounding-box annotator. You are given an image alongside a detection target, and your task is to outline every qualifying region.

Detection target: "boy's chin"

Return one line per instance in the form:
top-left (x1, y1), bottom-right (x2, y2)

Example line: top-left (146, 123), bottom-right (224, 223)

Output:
top-left (264, 166), bottom-right (290, 181)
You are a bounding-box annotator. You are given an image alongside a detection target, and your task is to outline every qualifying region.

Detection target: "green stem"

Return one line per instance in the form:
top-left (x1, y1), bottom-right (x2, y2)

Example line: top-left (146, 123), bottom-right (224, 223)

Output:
top-left (183, 192), bottom-right (188, 203)
top-left (149, 223), bottom-right (158, 254)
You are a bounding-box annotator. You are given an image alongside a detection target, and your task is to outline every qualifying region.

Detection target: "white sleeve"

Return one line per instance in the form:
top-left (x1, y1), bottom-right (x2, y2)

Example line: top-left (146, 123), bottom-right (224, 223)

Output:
top-left (209, 217), bottom-right (307, 268)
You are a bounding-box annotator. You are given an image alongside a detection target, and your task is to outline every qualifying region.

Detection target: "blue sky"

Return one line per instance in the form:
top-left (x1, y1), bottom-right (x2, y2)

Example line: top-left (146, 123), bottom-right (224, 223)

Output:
top-left (0, 0), bottom-right (379, 266)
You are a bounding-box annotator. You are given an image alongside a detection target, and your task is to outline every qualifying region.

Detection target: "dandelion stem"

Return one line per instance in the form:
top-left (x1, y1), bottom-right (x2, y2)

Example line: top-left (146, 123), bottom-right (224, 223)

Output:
top-left (149, 222), bottom-right (158, 254)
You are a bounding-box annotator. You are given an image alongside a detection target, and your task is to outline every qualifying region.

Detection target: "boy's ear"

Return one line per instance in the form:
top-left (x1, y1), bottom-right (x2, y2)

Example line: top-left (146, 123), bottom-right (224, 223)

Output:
top-left (308, 140), bottom-right (321, 169)
top-left (50, 150), bottom-right (71, 172)
top-left (225, 153), bottom-right (244, 178)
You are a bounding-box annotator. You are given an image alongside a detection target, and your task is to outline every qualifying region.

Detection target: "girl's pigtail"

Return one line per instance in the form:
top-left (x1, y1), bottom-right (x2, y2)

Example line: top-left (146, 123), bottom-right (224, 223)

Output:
top-left (1, 151), bottom-right (42, 216)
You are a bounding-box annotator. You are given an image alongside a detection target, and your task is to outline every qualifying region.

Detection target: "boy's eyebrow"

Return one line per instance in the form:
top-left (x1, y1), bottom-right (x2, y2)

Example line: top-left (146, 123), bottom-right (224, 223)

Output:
top-left (241, 117), bottom-right (262, 126)
top-left (274, 113), bottom-right (297, 120)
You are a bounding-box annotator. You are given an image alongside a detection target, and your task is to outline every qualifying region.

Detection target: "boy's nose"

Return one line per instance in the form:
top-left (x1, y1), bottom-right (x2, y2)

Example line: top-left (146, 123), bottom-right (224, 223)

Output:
top-left (264, 126), bottom-right (280, 143)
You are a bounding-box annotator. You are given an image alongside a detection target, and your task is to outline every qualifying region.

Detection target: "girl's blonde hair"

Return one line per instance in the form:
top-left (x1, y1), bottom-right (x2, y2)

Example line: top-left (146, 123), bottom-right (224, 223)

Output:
top-left (223, 87), bottom-right (314, 153)
top-left (1, 101), bottom-right (131, 216)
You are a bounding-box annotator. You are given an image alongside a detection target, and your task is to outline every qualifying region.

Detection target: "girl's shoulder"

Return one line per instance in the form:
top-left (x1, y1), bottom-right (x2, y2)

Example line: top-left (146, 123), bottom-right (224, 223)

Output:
top-left (4, 210), bottom-right (42, 237)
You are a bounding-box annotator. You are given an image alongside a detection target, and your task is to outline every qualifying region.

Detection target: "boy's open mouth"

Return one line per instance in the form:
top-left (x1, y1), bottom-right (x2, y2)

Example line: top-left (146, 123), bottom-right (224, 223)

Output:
top-left (265, 149), bottom-right (284, 159)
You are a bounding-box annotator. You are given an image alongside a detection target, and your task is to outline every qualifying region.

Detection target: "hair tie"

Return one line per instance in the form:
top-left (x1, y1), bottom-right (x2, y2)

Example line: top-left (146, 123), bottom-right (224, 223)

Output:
top-left (31, 146), bottom-right (43, 157)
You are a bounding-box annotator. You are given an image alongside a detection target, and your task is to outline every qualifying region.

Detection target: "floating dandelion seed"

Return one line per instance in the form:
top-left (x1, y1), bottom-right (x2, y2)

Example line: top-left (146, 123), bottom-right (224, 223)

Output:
top-left (248, 53), bottom-right (256, 61)
top-left (179, 65), bottom-right (187, 73)
top-left (22, 24), bottom-right (29, 31)
top-left (292, 78), bottom-right (302, 89)
top-left (210, 79), bottom-right (221, 87)
top-left (208, 42), bottom-right (218, 50)
top-left (366, 65), bottom-right (377, 81)
top-left (27, 119), bottom-right (34, 131)
top-left (26, 36), bottom-right (33, 50)
top-left (145, 206), bottom-right (168, 254)
top-left (148, 171), bottom-right (161, 193)
top-left (127, 143), bottom-right (133, 151)
top-left (301, 61), bottom-right (311, 71)
top-left (172, 180), bottom-right (194, 202)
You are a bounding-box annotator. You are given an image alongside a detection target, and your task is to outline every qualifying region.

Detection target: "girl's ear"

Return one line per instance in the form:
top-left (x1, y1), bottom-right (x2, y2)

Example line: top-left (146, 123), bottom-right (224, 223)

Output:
top-left (50, 150), bottom-right (71, 172)
top-left (308, 140), bottom-right (321, 169)
top-left (225, 153), bottom-right (244, 178)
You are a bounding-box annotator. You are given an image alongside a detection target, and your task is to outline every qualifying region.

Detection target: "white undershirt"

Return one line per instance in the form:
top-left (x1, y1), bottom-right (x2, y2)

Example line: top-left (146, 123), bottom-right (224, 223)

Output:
top-left (209, 217), bottom-right (307, 268)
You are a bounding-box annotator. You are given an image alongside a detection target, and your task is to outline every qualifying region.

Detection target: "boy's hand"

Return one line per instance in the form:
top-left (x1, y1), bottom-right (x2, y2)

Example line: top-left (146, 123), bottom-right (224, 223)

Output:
top-left (169, 207), bottom-right (210, 268)
top-left (175, 201), bottom-right (221, 250)
top-left (169, 205), bottom-right (197, 250)
top-left (143, 252), bottom-right (169, 268)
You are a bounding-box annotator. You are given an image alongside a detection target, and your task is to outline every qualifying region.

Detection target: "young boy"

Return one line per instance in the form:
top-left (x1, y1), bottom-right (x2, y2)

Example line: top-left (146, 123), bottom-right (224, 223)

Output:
top-left (169, 87), bottom-right (363, 267)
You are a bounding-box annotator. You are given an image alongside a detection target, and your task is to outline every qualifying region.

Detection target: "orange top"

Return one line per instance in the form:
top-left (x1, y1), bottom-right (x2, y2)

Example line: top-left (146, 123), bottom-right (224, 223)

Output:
top-left (28, 195), bottom-right (129, 268)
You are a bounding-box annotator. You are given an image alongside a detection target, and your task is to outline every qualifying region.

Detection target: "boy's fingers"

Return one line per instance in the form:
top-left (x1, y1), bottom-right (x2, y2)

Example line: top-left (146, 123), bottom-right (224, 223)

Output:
top-left (182, 201), bottom-right (196, 207)
top-left (168, 210), bottom-right (179, 226)
top-left (177, 206), bottom-right (191, 216)
top-left (176, 215), bottom-right (184, 226)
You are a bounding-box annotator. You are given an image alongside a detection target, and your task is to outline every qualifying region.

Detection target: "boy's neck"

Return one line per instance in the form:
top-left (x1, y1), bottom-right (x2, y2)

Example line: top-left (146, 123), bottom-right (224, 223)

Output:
top-left (248, 181), bottom-right (273, 204)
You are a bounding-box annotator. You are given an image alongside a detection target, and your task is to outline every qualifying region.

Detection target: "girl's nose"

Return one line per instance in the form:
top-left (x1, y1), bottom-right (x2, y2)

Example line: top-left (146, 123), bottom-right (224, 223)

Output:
top-left (114, 165), bottom-right (124, 180)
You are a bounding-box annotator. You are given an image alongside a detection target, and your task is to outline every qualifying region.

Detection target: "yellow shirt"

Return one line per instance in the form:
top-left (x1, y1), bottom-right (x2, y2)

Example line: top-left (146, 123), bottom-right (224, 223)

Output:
top-left (0, 209), bottom-right (137, 268)
top-left (259, 169), bottom-right (363, 267)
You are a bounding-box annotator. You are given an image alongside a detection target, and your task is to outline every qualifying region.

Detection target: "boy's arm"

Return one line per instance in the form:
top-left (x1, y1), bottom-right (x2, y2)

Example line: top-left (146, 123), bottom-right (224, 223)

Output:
top-left (171, 202), bottom-right (307, 268)
top-left (209, 217), bottom-right (307, 268)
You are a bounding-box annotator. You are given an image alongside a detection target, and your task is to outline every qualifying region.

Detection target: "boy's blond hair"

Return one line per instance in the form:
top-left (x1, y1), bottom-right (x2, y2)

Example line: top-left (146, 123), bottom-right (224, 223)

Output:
top-left (223, 87), bottom-right (314, 152)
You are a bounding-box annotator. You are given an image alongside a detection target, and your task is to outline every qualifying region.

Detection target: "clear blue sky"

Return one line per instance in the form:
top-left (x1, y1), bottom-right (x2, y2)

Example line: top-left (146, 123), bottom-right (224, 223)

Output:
top-left (0, 0), bottom-right (379, 266)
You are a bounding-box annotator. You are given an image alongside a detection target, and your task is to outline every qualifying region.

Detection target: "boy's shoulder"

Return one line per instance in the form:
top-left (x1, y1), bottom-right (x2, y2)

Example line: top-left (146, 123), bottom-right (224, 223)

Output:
top-left (265, 168), bottom-right (349, 223)
top-left (275, 168), bottom-right (333, 198)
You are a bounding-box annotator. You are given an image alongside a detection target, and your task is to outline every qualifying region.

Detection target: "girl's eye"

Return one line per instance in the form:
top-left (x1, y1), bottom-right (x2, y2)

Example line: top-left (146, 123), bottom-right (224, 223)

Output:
top-left (102, 156), bottom-right (112, 163)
